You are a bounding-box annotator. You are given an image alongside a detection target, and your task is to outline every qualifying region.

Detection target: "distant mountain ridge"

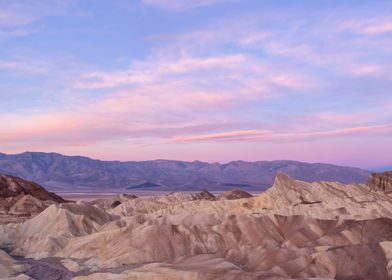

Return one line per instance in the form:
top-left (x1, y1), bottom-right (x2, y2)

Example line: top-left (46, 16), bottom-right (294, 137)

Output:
top-left (373, 166), bottom-right (392, 172)
top-left (0, 152), bottom-right (370, 191)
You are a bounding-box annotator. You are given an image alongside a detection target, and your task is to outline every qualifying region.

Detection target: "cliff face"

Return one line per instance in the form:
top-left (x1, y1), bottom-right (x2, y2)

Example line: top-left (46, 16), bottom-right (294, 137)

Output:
top-left (367, 171), bottom-right (392, 193)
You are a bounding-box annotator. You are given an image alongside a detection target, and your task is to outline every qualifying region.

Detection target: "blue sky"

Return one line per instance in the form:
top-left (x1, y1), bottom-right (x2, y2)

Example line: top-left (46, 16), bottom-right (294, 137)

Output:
top-left (0, 0), bottom-right (391, 168)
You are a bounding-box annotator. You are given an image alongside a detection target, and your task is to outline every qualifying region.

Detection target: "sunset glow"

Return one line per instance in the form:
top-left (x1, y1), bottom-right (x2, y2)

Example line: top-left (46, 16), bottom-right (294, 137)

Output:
top-left (0, 0), bottom-right (391, 168)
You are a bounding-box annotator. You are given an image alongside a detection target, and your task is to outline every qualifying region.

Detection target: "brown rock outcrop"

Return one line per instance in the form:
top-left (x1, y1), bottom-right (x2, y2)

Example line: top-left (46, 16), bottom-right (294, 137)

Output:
top-left (191, 189), bottom-right (216, 200)
top-left (367, 171), bottom-right (392, 193)
top-left (218, 189), bottom-right (253, 200)
top-left (0, 174), bottom-right (66, 216)
top-left (91, 193), bottom-right (137, 210)
top-left (0, 174), bottom-right (65, 202)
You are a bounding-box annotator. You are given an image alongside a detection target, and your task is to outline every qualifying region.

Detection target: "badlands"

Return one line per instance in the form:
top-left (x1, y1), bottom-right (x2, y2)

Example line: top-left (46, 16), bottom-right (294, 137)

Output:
top-left (1, 172), bottom-right (392, 279)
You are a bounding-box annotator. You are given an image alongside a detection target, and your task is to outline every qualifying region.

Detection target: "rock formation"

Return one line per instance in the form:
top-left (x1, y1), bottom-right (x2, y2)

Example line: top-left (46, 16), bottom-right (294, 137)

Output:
top-left (2, 172), bottom-right (392, 279)
top-left (91, 193), bottom-right (137, 210)
top-left (367, 171), bottom-right (392, 193)
top-left (217, 189), bottom-right (253, 200)
top-left (191, 189), bottom-right (216, 200)
top-left (0, 174), bottom-right (66, 216)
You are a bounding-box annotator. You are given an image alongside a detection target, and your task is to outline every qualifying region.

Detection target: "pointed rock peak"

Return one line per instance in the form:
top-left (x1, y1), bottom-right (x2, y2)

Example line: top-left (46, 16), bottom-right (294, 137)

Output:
top-left (218, 189), bottom-right (253, 200)
top-left (269, 172), bottom-right (312, 192)
top-left (272, 172), bottom-right (296, 188)
top-left (192, 189), bottom-right (216, 201)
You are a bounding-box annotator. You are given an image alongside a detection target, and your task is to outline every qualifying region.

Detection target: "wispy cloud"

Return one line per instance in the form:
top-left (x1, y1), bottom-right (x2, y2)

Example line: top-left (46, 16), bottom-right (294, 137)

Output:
top-left (0, 59), bottom-right (49, 75)
top-left (75, 52), bottom-right (314, 102)
top-left (342, 19), bottom-right (392, 35)
top-left (170, 124), bottom-right (392, 143)
top-left (170, 130), bottom-right (269, 142)
top-left (363, 21), bottom-right (392, 34)
top-left (348, 64), bottom-right (384, 77)
top-left (75, 54), bottom-right (249, 89)
top-left (142, 0), bottom-right (233, 10)
top-left (0, 0), bottom-right (77, 40)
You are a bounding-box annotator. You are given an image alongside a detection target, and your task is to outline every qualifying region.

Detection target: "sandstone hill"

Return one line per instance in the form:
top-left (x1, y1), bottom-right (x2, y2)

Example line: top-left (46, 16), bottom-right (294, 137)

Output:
top-left (0, 151), bottom-right (370, 191)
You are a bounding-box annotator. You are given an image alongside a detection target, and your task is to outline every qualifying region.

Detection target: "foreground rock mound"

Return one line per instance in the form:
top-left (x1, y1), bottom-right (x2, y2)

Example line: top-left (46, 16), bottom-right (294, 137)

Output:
top-left (0, 174), bottom-right (66, 216)
top-left (3, 172), bottom-right (392, 279)
top-left (56, 213), bottom-right (392, 279)
top-left (3, 201), bottom-right (114, 258)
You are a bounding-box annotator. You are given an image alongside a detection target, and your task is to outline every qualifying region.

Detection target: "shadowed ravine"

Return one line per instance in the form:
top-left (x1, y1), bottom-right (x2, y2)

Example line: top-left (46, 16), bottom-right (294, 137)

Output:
top-left (18, 257), bottom-right (73, 280)
top-left (1, 245), bottom-right (73, 280)
top-left (1, 244), bottom-right (144, 280)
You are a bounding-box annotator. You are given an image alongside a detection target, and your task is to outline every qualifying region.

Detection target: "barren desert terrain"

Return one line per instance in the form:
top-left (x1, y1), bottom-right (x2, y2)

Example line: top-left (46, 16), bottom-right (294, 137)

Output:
top-left (1, 172), bottom-right (392, 279)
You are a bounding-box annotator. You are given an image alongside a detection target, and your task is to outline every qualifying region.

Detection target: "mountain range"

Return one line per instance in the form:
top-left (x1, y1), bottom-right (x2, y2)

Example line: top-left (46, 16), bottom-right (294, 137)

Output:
top-left (0, 152), bottom-right (370, 191)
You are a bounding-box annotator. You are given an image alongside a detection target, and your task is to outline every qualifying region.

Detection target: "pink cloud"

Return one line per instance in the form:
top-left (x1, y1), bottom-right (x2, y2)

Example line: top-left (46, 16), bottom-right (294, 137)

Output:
top-left (1, 108), bottom-right (391, 169)
top-left (341, 18), bottom-right (392, 35)
top-left (74, 51), bottom-right (314, 115)
top-left (362, 21), bottom-right (392, 35)
top-left (0, 1), bottom-right (78, 41)
top-left (142, 0), bottom-right (234, 10)
top-left (75, 54), bottom-right (248, 90)
top-left (0, 109), bottom-right (243, 149)
top-left (0, 60), bottom-right (49, 75)
top-left (170, 130), bottom-right (270, 143)
top-left (75, 71), bottom-right (154, 90)
top-left (347, 64), bottom-right (386, 78)
top-left (170, 124), bottom-right (392, 143)
top-left (0, 9), bottom-right (35, 27)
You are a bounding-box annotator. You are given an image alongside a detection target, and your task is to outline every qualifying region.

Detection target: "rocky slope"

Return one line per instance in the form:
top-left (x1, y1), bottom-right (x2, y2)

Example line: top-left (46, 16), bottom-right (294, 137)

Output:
top-left (0, 152), bottom-right (370, 191)
top-left (1, 172), bottom-right (392, 279)
top-left (0, 174), bottom-right (66, 217)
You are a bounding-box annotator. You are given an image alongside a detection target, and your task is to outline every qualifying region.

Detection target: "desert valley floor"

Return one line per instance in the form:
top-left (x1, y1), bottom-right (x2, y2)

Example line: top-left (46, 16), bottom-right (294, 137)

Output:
top-left (1, 171), bottom-right (392, 279)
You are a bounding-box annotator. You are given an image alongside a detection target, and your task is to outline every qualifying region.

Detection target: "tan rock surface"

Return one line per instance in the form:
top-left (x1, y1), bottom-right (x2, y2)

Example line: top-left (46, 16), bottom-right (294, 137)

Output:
top-left (7, 201), bottom-right (114, 258)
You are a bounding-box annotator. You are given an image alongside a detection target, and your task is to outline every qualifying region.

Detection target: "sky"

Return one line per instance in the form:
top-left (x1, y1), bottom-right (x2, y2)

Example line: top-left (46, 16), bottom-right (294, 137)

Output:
top-left (0, 0), bottom-right (391, 169)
